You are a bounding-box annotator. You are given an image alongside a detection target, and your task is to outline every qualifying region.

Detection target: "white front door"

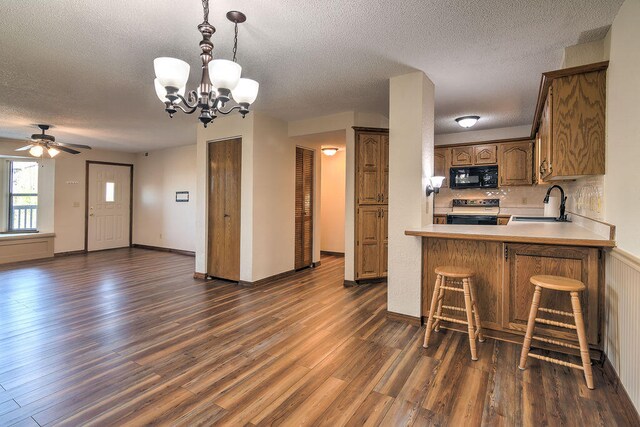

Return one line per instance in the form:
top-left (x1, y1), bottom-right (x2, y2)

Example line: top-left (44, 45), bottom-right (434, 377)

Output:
top-left (87, 163), bottom-right (131, 251)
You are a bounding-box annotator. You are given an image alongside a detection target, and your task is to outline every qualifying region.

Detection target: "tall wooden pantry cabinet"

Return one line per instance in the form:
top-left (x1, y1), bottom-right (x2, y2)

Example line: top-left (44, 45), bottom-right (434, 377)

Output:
top-left (354, 127), bottom-right (389, 281)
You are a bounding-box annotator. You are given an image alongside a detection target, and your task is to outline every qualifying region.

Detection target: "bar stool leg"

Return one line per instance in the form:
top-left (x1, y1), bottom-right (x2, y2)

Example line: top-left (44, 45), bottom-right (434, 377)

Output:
top-left (433, 276), bottom-right (446, 332)
top-left (519, 285), bottom-right (542, 370)
top-left (423, 274), bottom-right (442, 348)
top-left (467, 277), bottom-right (485, 343)
top-left (462, 278), bottom-right (478, 361)
top-left (571, 291), bottom-right (595, 389)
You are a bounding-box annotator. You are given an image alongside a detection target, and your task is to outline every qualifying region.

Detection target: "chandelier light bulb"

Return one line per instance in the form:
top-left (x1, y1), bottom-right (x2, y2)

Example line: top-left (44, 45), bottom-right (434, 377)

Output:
top-left (153, 57), bottom-right (190, 89)
top-left (48, 147), bottom-right (60, 158)
top-left (154, 79), bottom-right (185, 102)
top-left (231, 78), bottom-right (259, 105)
top-left (208, 59), bottom-right (242, 91)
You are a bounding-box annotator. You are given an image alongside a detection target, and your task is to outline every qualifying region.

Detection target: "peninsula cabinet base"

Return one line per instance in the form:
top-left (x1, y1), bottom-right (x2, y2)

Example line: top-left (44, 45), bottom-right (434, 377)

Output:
top-left (421, 237), bottom-right (604, 357)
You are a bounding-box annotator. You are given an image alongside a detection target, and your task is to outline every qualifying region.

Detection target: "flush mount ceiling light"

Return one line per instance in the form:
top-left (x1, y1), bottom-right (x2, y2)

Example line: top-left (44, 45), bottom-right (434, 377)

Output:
top-left (153, 1), bottom-right (259, 127)
top-left (321, 147), bottom-right (339, 156)
top-left (455, 115), bottom-right (480, 128)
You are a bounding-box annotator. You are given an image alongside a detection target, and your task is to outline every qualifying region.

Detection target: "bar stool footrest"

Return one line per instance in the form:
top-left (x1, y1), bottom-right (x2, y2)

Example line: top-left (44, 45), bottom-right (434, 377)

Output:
top-left (442, 305), bottom-right (465, 312)
top-left (532, 335), bottom-right (581, 350)
top-left (433, 315), bottom-right (468, 326)
top-left (535, 317), bottom-right (577, 329)
top-left (440, 286), bottom-right (464, 293)
top-left (526, 352), bottom-right (584, 370)
top-left (538, 307), bottom-right (574, 317)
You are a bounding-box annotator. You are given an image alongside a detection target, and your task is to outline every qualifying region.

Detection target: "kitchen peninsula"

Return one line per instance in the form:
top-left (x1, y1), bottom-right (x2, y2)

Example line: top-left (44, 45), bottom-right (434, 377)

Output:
top-left (406, 218), bottom-right (615, 355)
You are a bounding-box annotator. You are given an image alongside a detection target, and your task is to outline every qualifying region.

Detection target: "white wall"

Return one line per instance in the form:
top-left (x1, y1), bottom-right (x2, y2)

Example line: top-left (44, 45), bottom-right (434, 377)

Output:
top-left (53, 149), bottom-right (136, 253)
top-left (434, 124), bottom-right (530, 146)
top-left (133, 144), bottom-right (196, 252)
top-left (603, 0), bottom-right (640, 413)
top-left (388, 71), bottom-right (435, 318)
top-left (252, 113), bottom-right (295, 281)
top-left (321, 147), bottom-right (346, 253)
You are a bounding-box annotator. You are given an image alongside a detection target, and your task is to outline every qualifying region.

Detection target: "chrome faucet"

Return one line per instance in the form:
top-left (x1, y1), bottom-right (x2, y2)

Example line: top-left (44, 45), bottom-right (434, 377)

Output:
top-left (544, 185), bottom-right (568, 221)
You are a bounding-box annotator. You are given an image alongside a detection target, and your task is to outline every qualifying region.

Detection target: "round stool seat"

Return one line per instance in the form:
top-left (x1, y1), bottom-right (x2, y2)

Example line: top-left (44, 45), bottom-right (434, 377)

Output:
top-left (435, 265), bottom-right (475, 278)
top-left (530, 275), bottom-right (585, 292)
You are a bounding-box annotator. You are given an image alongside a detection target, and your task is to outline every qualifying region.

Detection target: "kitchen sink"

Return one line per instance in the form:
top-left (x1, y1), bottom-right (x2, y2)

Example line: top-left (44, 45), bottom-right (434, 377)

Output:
top-left (511, 216), bottom-right (570, 222)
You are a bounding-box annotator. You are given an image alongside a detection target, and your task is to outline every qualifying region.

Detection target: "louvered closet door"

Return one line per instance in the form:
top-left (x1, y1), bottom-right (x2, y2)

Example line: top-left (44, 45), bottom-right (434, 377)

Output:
top-left (295, 147), bottom-right (314, 269)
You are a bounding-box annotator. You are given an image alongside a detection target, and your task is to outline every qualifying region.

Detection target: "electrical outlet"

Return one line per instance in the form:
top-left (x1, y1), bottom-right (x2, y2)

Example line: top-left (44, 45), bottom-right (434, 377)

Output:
top-left (522, 197), bottom-right (528, 205)
top-left (73, 201), bottom-right (80, 208)
top-left (159, 233), bottom-right (163, 239)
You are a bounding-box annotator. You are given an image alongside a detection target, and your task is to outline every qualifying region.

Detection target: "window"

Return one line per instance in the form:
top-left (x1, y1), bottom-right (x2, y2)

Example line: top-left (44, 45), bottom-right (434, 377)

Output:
top-left (105, 182), bottom-right (115, 202)
top-left (9, 161), bottom-right (38, 231)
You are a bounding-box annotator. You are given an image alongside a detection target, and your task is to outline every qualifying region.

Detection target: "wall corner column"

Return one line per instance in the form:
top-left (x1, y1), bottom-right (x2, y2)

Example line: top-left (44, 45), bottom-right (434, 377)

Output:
top-left (388, 71), bottom-right (435, 318)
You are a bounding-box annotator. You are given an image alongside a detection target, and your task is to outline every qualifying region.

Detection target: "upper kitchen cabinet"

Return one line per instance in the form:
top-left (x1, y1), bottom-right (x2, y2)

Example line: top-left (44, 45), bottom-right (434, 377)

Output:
top-left (473, 144), bottom-right (498, 165)
top-left (451, 146), bottom-right (474, 166)
top-left (355, 129), bottom-right (389, 205)
top-left (434, 147), bottom-right (451, 188)
top-left (499, 141), bottom-right (534, 186)
top-left (532, 62), bottom-right (607, 182)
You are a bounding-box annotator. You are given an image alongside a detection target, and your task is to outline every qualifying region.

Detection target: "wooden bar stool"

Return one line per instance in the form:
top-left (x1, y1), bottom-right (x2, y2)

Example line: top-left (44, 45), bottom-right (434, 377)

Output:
top-left (518, 275), bottom-right (594, 389)
top-left (423, 265), bottom-right (484, 360)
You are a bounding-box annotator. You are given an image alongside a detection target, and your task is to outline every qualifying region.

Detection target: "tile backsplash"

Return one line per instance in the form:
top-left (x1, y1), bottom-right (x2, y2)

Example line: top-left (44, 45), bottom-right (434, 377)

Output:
top-left (435, 176), bottom-right (605, 221)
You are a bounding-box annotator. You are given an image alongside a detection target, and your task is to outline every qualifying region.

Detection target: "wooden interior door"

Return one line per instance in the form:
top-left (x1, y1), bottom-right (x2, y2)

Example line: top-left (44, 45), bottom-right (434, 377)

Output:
top-left (208, 138), bottom-right (241, 281)
top-left (295, 147), bottom-right (314, 270)
top-left (357, 134), bottom-right (381, 204)
top-left (379, 206), bottom-right (388, 277)
top-left (87, 163), bottom-right (131, 251)
top-left (380, 135), bottom-right (389, 204)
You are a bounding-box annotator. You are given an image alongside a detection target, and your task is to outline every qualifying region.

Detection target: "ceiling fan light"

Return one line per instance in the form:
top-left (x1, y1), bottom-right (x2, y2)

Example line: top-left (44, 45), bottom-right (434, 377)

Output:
top-left (231, 78), bottom-right (259, 105)
top-left (321, 147), bottom-right (339, 156)
top-left (153, 57), bottom-right (190, 89)
top-left (154, 78), bottom-right (185, 103)
top-left (208, 59), bottom-right (242, 91)
top-left (455, 115), bottom-right (480, 128)
top-left (48, 147), bottom-right (60, 158)
top-left (29, 145), bottom-right (44, 157)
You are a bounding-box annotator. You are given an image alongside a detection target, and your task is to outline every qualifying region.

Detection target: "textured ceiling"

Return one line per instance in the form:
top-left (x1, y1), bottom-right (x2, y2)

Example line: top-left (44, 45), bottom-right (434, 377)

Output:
top-left (0, 0), bottom-right (622, 152)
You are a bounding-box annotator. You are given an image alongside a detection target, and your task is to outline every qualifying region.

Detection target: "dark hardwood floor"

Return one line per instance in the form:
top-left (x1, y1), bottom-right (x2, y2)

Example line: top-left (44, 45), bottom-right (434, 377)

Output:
top-left (0, 249), bottom-right (637, 426)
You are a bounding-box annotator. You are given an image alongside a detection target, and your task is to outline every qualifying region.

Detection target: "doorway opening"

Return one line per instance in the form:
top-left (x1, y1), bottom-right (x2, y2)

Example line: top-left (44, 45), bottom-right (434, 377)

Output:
top-left (85, 161), bottom-right (133, 252)
top-left (291, 130), bottom-right (347, 269)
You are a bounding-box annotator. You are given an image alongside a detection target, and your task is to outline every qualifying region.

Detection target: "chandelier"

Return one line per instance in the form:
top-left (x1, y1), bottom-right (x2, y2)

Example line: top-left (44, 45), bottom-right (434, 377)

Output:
top-left (153, 0), bottom-right (259, 127)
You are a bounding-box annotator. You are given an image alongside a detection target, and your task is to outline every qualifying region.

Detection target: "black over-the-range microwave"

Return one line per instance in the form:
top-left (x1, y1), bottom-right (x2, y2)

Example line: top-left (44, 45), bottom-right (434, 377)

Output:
top-left (449, 165), bottom-right (499, 189)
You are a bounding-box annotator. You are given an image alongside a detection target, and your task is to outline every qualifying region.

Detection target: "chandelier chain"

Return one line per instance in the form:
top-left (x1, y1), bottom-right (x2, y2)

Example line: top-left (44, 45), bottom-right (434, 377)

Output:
top-left (232, 22), bottom-right (239, 62)
top-left (202, 0), bottom-right (209, 23)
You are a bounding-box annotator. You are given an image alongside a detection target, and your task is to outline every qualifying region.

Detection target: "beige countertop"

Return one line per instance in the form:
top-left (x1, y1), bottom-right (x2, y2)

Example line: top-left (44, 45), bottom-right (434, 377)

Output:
top-left (405, 220), bottom-right (615, 247)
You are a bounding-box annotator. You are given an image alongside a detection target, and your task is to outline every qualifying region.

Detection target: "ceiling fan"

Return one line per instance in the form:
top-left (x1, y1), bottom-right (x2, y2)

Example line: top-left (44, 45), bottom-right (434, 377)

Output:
top-left (15, 124), bottom-right (92, 158)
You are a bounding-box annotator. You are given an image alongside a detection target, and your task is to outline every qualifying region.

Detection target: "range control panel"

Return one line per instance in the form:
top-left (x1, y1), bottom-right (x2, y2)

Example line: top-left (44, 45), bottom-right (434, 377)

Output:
top-left (452, 198), bottom-right (500, 207)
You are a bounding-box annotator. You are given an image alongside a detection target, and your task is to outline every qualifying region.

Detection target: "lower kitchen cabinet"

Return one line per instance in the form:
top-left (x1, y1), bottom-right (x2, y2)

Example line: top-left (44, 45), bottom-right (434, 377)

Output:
top-left (356, 205), bottom-right (388, 280)
top-left (504, 243), bottom-right (600, 345)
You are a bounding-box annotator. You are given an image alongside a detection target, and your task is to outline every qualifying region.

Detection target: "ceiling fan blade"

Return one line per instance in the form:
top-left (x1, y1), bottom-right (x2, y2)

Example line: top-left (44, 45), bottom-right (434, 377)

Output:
top-left (15, 145), bottom-right (34, 151)
top-left (56, 146), bottom-right (81, 155)
top-left (56, 142), bottom-right (92, 149)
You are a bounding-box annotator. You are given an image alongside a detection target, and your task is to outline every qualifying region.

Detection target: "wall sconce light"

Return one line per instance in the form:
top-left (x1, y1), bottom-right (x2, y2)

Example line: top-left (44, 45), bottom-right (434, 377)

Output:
top-left (321, 147), bottom-right (339, 156)
top-left (426, 176), bottom-right (445, 196)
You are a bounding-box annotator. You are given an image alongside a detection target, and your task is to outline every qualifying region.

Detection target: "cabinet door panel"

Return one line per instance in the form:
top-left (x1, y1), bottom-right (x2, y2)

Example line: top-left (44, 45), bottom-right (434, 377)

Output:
top-left (473, 144), bottom-right (498, 165)
top-left (434, 148), bottom-right (450, 188)
top-left (499, 142), bottom-right (533, 186)
top-left (451, 147), bottom-right (473, 166)
top-left (357, 134), bottom-right (381, 204)
top-left (423, 239), bottom-right (502, 328)
top-left (504, 244), bottom-right (599, 345)
top-left (357, 207), bottom-right (380, 279)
